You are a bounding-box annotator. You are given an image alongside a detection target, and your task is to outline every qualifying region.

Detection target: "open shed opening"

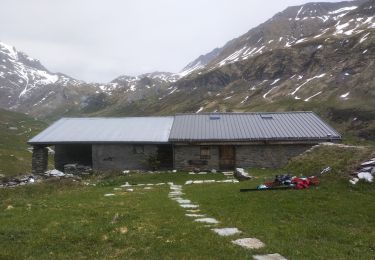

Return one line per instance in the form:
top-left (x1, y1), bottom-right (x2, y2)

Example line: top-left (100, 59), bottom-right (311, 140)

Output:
top-left (54, 144), bottom-right (92, 171)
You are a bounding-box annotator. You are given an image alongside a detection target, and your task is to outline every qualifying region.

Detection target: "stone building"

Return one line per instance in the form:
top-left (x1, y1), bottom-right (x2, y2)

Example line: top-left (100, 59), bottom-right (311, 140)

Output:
top-left (28, 112), bottom-right (341, 173)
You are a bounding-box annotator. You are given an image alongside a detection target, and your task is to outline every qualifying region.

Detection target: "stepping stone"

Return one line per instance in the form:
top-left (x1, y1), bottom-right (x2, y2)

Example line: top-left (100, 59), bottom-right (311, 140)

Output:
top-left (186, 209), bottom-right (201, 213)
top-left (253, 253), bottom-right (287, 260)
top-left (144, 187), bottom-right (152, 190)
top-left (176, 199), bottom-right (191, 204)
top-left (194, 218), bottom-right (219, 224)
top-left (126, 189), bottom-right (134, 192)
top-left (197, 172), bottom-right (207, 175)
top-left (169, 191), bottom-right (184, 195)
top-left (185, 180), bottom-right (193, 185)
top-left (212, 228), bottom-right (241, 236)
top-left (188, 172), bottom-right (196, 175)
top-left (113, 188), bottom-right (121, 191)
top-left (169, 197), bottom-right (183, 201)
top-left (193, 180), bottom-right (204, 184)
top-left (137, 184), bottom-right (145, 186)
top-left (104, 193), bottom-right (115, 197)
top-left (155, 183), bottom-right (165, 185)
top-left (121, 182), bottom-right (132, 187)
top-left (203, 180), bottom-right (216, 183)
top-left (180, 204), bottom-right (199, 209)
top-left (185, 213), bottom-right (206, 217)
top-left (146, 183), bottom-right (155, 186)
top-left (232, 238), bottom-right (265, 249)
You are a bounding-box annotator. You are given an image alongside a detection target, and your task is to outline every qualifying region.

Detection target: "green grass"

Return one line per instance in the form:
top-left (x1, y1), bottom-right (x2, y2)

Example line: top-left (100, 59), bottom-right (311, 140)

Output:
top-left (1, 144), bottom-right (374, 259)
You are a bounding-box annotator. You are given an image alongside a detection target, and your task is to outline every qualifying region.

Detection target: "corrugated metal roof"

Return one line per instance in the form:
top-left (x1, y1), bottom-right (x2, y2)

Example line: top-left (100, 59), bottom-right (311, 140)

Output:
top-left (169, 112), bottom-right (341, 142)
top-left (28, 117), bottom-right (174, 144)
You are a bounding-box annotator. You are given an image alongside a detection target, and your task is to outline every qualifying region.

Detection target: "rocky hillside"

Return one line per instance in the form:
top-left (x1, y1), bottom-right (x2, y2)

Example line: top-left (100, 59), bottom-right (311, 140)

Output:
top-left (0, 0), bottom-right (374, 140)
top-left (97, 0), bottom-right (375, 140)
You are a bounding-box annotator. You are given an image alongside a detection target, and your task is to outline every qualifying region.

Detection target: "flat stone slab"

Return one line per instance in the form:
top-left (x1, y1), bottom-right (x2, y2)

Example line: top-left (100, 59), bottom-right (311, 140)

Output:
top-left (144, 187), bottom-right (153, 190)
top-left (169, 191), bottom-right (184, 195)
top-left (176, 199), bottom-right (191, 204)
top-left (212, 228), bottom-right (241, 236)
top-left (194, 218), bottom-right (219, 224)
top-left (217, 179), bottom-right (239, 183)
top-left (186, 209), bottom-right (201, 213)
top-left (185, 213), bottom-right (206, 217)
top-left (232, 238), bottom-right (265, 249)
top-left (104, 193), bottom-right (115, 197)
top-left (180, 204), bottom-right (199, 209)
top-left (253, 253), bottom-right (287, 260)
top-left (185, 180), bottom-right (193, 185)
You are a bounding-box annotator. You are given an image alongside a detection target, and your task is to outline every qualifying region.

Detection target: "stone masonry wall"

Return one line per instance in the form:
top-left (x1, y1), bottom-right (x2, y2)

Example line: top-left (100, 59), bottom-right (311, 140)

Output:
top-left (174, 144), bottom-right (313, 170)
top-left (174, 145), bottom-right (219, 171)
top-left (92, 144), bottom-right (158, 171)
top-left (32, 146), bottom-right (48, 174)
top-left (235, 144), bottom-right (312, 168)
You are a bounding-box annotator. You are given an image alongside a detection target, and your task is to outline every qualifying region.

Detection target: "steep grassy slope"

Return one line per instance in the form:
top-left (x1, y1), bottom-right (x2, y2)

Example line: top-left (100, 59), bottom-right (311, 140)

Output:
top-left (0, 109), bottom-right (47, 177)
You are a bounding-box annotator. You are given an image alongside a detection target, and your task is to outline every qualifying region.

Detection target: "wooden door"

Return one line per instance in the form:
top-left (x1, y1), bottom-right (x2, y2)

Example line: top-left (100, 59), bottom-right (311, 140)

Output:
top-left (219, 146), bottom-right (235, 170)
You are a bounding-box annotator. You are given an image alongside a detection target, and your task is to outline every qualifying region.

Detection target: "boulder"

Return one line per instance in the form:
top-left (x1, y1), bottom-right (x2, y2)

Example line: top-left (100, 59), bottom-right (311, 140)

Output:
top-left (45, 169), bottom-right (65, 177)
top-left (234, 168), bottom-right (252, 181)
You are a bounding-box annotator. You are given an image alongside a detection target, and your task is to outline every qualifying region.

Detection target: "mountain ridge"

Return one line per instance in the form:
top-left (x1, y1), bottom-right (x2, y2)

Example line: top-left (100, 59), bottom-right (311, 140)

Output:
top-left (0, 0), bottom-right (374, 140)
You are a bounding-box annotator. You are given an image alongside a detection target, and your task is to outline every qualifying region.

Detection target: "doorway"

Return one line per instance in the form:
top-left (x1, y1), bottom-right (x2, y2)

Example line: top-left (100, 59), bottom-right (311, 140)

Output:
top-left (219, 145), bottom-right (235, 170)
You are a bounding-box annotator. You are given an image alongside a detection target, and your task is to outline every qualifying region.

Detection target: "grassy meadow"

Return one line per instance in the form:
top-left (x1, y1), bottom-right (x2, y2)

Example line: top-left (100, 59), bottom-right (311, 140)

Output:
top-left (0, 144), bottom-right (374, 259)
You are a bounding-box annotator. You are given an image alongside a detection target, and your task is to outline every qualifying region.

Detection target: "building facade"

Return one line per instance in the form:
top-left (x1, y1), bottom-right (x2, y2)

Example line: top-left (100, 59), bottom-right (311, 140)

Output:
top-left (28, 112), bottom-right (341, 173)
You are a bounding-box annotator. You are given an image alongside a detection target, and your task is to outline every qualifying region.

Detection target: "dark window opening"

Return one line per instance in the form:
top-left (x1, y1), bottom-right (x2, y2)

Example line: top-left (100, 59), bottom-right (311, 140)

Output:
top-left (200, 146), bottom-right (211, 159)
top-left (133, 145), bottom-right (144, 154)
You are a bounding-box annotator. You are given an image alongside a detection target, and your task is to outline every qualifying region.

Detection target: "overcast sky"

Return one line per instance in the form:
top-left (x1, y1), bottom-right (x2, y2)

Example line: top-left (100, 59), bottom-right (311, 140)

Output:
top-left (0, 0), bottom-right (341, 83)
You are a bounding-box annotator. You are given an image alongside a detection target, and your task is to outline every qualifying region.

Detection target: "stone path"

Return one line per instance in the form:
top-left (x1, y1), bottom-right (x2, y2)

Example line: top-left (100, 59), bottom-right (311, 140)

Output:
top-left (166, 182), bottom-right (288, 259)
top-left (109, 179), bottom-right (287, 259)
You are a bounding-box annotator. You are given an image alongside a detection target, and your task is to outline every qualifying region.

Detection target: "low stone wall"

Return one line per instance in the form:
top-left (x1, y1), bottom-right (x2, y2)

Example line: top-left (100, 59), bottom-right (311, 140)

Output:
top-left (32, 146), bottom-right (48, 175)
top-left (92, 144), bottom-right (158, 171)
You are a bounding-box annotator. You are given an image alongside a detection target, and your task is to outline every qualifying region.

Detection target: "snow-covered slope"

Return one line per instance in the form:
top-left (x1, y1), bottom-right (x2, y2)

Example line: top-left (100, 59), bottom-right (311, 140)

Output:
top-left (0, 41), bottom-right (81, 111)
top-left (178, 0), bottom-right (373, 76)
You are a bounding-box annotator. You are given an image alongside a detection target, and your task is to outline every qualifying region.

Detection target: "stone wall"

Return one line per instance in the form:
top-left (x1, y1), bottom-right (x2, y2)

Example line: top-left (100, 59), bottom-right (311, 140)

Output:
top-left (235, 144), bottom-right (312, 168)
top-left (32, 146), bottom-right (48, 174)
top-left (174, 145), bottom-right (219, 171)
top-left (174, 144), bottom-right (313, 170)
top-left (92, 144), bottom-right (158, 171)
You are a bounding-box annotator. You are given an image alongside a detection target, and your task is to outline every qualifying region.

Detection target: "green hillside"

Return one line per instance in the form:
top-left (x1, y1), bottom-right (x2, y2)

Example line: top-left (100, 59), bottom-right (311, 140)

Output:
top-left (0, 109), bottom-right (47, 177)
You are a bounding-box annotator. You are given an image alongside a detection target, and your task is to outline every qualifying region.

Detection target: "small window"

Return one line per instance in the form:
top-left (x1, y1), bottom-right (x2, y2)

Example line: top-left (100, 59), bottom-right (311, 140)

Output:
top-left (260, 114), bottom-right (273, 119)
top-left (200, 146), bottom-right (210, 159)
top-left (209, 114), bottom-right (221, 120)
top-left (133, 145), bottom-right (144, 154)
